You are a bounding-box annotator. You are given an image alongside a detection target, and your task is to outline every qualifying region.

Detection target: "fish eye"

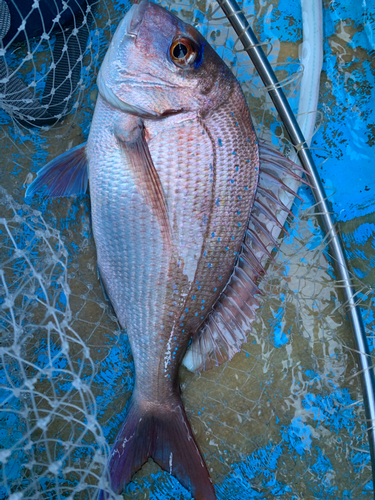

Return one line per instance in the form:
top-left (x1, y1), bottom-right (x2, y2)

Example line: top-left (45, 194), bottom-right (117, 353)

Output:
top-left (170, 37), bottom-right (198, 68)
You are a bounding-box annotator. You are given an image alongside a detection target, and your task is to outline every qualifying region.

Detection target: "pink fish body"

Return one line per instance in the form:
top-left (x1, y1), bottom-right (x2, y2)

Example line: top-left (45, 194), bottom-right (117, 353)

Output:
top-left (26, 1), bottom-right (302, 497)
top-left (88, 2), bottom-right (258, 496)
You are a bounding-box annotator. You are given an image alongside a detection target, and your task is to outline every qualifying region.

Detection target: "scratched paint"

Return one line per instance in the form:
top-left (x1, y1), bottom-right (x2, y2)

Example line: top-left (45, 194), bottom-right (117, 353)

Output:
top-left (0, 0), bottom-right (374, 498)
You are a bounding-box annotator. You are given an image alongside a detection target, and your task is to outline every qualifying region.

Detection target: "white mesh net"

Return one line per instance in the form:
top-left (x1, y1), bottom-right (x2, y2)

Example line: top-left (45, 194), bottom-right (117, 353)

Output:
top-left (0, 189), bottom-right (120, 499)
top-left (0, 0), bottom-right (101, 128)
top-left (0, 0), bottom-right (374, 498)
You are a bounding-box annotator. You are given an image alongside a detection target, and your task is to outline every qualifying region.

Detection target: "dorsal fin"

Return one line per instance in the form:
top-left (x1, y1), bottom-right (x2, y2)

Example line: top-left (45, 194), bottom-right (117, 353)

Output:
top-left (182, 142), bottom-right (303, 372)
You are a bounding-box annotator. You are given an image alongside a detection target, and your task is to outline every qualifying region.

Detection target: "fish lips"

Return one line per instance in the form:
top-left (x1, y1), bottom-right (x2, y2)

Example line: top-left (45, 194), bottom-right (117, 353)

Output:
top-left (97, 71), bottom-right (187, 119)
top-left (97, 1), bottom-right (159, 118)
top-left (97, 72), bottom-right (159, 119)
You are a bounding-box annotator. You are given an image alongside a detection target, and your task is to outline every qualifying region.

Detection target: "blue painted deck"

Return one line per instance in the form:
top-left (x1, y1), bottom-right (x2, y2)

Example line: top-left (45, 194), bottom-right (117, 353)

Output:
top-left (0, 0), bottom-right (374, 498)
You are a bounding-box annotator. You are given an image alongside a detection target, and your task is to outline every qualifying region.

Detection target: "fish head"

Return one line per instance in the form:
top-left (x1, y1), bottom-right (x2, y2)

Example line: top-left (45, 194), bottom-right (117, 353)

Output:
top-left (97, 0), bottom-right (235, 118)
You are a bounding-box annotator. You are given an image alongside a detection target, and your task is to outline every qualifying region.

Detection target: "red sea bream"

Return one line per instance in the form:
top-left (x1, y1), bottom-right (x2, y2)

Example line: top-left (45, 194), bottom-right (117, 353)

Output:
top-left (26, 1), bottom-right (303, 498)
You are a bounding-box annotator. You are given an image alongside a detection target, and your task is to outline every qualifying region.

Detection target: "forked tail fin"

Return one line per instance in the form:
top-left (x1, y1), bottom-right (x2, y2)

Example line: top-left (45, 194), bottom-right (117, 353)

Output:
top-left (99, 394), bottom-right (216, 500)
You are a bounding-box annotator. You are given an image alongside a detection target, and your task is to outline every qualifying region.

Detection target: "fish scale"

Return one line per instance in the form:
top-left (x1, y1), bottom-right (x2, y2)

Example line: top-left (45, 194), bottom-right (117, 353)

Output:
top-left (92, 103), bottom-right (257, 382)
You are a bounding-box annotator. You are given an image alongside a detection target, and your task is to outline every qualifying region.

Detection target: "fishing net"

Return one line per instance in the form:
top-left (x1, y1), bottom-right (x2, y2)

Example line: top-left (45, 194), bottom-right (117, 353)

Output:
top-left (0, 0), bottom-right (374, 498)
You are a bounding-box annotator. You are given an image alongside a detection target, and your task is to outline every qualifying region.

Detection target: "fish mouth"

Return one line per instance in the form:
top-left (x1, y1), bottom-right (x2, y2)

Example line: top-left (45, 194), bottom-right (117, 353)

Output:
top-left (97, 1), bottom-right (159, 118)
top-left (97, 1), bottom-right (185, 119)
top-left (97, 73), bottom-right (158, 119)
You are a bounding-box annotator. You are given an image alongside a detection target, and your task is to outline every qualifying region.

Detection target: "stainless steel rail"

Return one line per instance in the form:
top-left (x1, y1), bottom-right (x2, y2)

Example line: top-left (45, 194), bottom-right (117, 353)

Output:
top-left (216, 0), bottom-right (375, 489)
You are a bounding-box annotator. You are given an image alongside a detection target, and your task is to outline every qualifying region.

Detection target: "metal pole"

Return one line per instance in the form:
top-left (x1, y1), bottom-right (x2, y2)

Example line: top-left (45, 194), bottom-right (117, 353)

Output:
top-left (216, 0), bottom-right (375, 488)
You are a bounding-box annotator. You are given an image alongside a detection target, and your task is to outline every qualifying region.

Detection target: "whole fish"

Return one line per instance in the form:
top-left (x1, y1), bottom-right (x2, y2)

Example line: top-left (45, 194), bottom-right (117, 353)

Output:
top-left (26, 1), bottom-right (303, 498)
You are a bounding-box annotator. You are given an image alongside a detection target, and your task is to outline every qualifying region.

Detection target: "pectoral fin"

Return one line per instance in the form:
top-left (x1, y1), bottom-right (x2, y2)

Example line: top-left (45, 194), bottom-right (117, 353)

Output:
top-left (114, 115), bottom-right (172, 249)
top-left (25, 143), bottom-right (88, 198)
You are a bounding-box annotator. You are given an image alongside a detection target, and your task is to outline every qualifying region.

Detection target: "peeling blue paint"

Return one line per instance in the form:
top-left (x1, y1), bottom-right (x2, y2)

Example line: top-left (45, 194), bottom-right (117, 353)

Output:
top-left (125, 387), bottom-right (370, 498)
top-left (0, 0), bottom-right (374, 497)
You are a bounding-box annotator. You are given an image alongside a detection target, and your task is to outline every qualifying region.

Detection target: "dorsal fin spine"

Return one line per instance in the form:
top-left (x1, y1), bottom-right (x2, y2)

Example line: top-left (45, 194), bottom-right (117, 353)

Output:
top-left (246, 225), bottom-right (277, 257)
top-left (256, 185), bottom-right (296, 218)
top-left (235, 266), bottom-right (263, 296)
top-left (242, 243), bottom-right (267, 274)
top-left (260, 170), bottom-right (304, 201)
top-left (239, 252), bottom-right (263, 280)
top-left (250, 217), bottom-right (280, 247)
